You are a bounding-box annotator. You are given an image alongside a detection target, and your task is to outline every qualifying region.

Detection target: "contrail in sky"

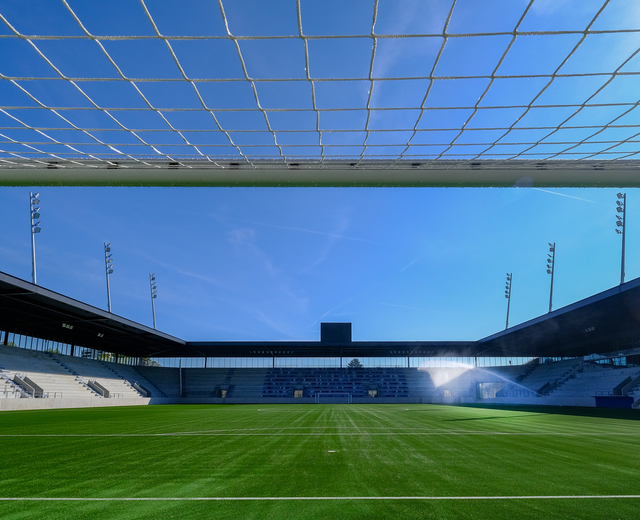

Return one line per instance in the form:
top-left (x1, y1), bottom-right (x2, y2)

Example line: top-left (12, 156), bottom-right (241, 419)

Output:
top-left (532, 188), bottom-right (596, 203)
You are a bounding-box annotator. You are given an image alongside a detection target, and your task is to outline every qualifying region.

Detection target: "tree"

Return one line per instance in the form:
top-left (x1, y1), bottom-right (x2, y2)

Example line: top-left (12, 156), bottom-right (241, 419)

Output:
top-left (347, 358), bottom-right (363, 368)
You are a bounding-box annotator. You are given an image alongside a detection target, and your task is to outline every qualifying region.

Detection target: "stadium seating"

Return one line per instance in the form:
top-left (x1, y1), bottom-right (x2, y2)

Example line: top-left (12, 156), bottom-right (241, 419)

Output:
top-left (260, 367), bottom-right (410, 399)
top-left (514, 358), bottom-right (583, 395)
top-left (101, 361), bottom-right (167, 398)
top-left (0, 345), bottom-right (98, 399)
top-left (2, 344), bottom-right (639, 409)
top-left (52, 354), bottom-right (143, 398)
top-left (551, 364), bottom-right (640, 398)
top-left (135, 366), bottom-right (181, 397)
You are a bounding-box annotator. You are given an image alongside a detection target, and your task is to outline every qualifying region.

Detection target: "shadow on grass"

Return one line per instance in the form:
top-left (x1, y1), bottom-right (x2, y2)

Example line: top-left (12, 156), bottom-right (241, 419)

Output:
top-left (452, 403), bottom-right (640, 421)
top-left (446, 416), bottom-right (531, 421)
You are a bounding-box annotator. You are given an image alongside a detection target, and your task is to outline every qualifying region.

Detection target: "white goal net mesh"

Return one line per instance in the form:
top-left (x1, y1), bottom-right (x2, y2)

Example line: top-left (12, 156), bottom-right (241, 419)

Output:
top-left (1, 0), bottom-right (639, 172)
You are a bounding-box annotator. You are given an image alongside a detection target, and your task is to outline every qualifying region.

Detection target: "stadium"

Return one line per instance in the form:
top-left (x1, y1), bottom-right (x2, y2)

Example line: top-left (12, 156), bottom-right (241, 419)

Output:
top-left (2, 0), bottom-right (640, 518)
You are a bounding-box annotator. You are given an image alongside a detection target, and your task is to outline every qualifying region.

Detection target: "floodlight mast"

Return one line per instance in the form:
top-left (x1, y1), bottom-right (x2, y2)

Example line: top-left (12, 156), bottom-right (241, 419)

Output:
top-left (504, 273), bottom-right (513, 329)
top-left (615, 193), bottom-right (626, 285)
top-left (546, 243), bottom-right (556, 313)
top-left (104, 243), bottom-right (113, 313)
top-left (149, 273), bottom-right (157, 329)
top-left (29, 192), bottom-right (41, 285)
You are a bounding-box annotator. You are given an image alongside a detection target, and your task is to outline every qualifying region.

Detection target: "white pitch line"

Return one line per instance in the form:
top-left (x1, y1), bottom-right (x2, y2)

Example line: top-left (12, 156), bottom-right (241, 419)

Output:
top-left (0, 432), bottom-right (638, 437)
top-left (0, 495), bottom-right (639, 501)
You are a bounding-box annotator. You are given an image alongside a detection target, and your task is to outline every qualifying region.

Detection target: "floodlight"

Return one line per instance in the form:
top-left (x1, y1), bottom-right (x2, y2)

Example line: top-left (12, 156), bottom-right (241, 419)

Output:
top-left (617, 221), bottom-right (623, 227)
top-left (618, 193), bottom-right (624, 199)
top-left (547, 269), bottom-right (551, 274)
top-left (108, 269), bottom-right (113, 274)
top-left (33, 227), bottom-right (41, 233)
top-left (149, 272), bottom-right (158, 329)
top-left (616, 229), bottom-right (622, 234)
top-left (33, 221), bottom-right (40, 227)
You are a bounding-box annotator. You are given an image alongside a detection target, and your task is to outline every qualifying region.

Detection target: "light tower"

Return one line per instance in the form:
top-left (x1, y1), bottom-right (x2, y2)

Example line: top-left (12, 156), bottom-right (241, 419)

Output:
top-left (546, 242), bottom-right (556, 313)
top-left (504, 273), bottom-right (513, 329)
top-left (149, 273), bottom-right (157, 329)
top-left (615, 193), bottom-right (626, 285)
top-left (29, 192), bottom-right (41, 285)
top-left (104, 243), bottom-right (114, 312)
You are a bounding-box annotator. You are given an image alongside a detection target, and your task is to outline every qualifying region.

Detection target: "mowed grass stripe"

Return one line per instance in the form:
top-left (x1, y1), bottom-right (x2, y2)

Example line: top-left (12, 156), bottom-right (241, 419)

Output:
top-left (0, 404), bottom-right (639, 519)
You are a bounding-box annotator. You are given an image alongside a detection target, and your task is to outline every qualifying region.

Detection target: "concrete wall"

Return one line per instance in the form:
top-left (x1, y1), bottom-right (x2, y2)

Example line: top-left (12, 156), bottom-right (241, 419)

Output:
top-left (0, 396), bottom-right (426, 410)
top-left (0, 397), bottom-right (153, 411)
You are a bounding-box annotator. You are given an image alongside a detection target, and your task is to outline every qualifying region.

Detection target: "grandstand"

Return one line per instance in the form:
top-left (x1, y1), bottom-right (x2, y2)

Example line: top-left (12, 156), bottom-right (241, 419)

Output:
top-left (2, 2), bottom-right (640, 409)
top-left (2, 268), bottom-right (640, 411)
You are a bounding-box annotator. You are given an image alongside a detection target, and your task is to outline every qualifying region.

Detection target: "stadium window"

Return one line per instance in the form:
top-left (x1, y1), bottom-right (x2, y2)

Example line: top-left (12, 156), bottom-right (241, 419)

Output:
top-left (294, 389), bottom-right (303, 398)
top-left (443, 389), bottom-right (451, 397)
top-left (368, 389), bottom-right (378, 398)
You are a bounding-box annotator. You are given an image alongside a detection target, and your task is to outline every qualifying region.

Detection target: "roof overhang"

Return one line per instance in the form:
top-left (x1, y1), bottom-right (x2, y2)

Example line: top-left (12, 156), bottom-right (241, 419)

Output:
top-left (0, 271), bottom-right (185, 358)
top-left (3, 269), bottom-right (640, 359)
top-left (477, 277), bottom-right (640, 358)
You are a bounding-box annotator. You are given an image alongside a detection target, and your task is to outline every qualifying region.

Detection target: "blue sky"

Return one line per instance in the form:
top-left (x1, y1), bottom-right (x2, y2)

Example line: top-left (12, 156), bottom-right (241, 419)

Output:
top-left (0, 186), bottom-right (637, 342)
top-left (1, 0), bottom-right (640, 162)
top-left (0, 1), bottom-right (639, 343)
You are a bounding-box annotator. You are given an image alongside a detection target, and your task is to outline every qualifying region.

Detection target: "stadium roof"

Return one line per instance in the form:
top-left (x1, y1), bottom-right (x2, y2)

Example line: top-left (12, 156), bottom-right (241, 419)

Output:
top-left (2, 269), bottom-right (640, 359)
top-left (0, 270), bottom-right (185, 357)
top-left (2, 0), bottom-right (640, 186)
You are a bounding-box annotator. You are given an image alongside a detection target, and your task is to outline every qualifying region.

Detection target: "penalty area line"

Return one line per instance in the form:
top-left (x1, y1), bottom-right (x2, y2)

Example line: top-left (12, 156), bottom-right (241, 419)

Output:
top-left (1, 495), bottom-right (640, 501)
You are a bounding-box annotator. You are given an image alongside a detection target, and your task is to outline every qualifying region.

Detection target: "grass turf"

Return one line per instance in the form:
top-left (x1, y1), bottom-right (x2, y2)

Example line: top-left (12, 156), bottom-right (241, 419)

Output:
top-left (0, 403), bottom-right (639, 519)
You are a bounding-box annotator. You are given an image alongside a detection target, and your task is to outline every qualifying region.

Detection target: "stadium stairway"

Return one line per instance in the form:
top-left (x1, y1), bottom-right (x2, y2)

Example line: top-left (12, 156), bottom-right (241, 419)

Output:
top-left (0, 345), bottom-right (98, 399)
top-left (52, 354), bottom-right (144, 399)
top-left (551, 364), bottom-right (640, 402)
top-left (517, 358), bottom-right (584, 395)
top-left (181, 368), bottom-right (228, 397)
top-left (135, 366), bottom-right (181, 397)
top-left (102, 361), bottom-right (167, 398)
top-left (227, 368), bottom-right (267, 398)
top-left (0, 366), bottom-right (27, 399)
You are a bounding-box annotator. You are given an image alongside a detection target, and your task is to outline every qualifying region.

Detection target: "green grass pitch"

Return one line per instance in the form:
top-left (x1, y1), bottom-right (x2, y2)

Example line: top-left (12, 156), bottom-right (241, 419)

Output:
top-left (0, 403), bottom-right (639, 519)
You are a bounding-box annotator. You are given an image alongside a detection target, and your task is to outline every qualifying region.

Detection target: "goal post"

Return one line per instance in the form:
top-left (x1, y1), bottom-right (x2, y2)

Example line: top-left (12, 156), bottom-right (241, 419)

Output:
top-left (314, 392), bottom-right (352, 404)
